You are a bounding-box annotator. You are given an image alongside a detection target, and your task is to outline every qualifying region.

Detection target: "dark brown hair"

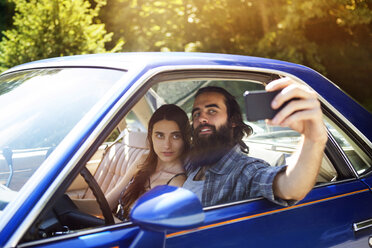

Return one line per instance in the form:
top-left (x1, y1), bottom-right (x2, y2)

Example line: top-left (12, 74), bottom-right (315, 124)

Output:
top-left (194, 86), bottom-right (252, 153)
top-left (119, 104), bottom-right (191, 219)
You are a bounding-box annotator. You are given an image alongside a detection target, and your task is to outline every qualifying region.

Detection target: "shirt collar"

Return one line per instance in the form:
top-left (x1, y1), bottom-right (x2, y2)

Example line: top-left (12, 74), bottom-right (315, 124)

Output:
top-left (208, 145), bottom-right (242, 175)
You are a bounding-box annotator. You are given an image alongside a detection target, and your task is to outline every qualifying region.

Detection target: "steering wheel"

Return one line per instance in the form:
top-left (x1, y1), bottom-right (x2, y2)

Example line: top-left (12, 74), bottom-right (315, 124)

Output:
top-left (80, 167), bottom-right (114, 225)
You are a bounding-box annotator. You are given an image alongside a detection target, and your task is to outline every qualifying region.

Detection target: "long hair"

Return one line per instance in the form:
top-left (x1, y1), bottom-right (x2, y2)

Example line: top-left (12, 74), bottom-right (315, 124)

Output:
top-left (194, 86), bottom-right (252, 153)
top-left (118, 104), bottom-right (191, 219)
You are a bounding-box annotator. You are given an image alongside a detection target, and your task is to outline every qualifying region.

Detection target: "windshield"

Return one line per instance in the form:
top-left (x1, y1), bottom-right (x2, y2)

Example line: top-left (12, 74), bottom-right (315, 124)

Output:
top-left (0, 68), bottom-right (124, 209)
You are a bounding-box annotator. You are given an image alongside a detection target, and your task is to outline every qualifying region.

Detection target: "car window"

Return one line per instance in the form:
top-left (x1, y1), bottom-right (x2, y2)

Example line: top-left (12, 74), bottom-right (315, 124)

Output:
top-left (324, 116), bottom-right (372, 176)
top-left (0, 68), bottom-right (125, 207)
top-left (153, 79), bottom-right (296, 160)
top-left (151, 78), bottom-right (337, 184)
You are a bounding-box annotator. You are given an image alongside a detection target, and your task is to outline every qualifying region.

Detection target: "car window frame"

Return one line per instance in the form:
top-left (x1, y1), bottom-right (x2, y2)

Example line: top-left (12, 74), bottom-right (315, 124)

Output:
top-left (322, 104), bottom-right (372, 179)
top-left (110, 69), bottom-right (364, 203)
top-left (74, 68), bottom-right (364, 204)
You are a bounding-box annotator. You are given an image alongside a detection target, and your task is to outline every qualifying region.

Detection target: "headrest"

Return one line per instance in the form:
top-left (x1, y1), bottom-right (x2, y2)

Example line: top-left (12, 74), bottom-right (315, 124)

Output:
top-left (123, 130), bottom-right (149, 149)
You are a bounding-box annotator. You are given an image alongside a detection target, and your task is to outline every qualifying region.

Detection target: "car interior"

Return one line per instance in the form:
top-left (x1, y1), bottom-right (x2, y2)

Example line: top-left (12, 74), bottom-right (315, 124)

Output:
top-left (65, 77), bottom-right (341, 217)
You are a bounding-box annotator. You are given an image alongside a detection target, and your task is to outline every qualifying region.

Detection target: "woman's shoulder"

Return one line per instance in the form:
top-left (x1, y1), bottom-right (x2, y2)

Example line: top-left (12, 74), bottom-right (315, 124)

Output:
top-left (167, 172), bottom-right (187, 187)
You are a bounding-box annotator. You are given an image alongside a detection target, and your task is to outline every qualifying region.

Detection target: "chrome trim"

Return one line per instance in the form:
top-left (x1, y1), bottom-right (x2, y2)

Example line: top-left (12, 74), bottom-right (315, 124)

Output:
top-left (326, 128), bottom-right (360, 178)
top-left (353, 219), bottom-right (372, 232)
top-left (203, 197), bottom-right (264, 211)
top-left (5, 64), bottom-right (370, 246)
top-left (168, 188), bottom-right (371, 239)
top-left (18, 222), bottom-right (136, 248)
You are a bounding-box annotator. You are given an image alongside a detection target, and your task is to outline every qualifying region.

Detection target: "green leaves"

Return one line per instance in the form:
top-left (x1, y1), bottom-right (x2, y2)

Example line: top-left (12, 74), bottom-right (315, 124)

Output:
top-left (1, 0), bottom-right (370, 111)
top-left (0, 0), bottom-right (123, 71)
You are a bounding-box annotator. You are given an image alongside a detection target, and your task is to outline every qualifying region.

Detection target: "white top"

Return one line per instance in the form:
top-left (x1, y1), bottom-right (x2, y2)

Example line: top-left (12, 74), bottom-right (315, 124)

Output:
top-left (183, 167), bottom-right (204, 202)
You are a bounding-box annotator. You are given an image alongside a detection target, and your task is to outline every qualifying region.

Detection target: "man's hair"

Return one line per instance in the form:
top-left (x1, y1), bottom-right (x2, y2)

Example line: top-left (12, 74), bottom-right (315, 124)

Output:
top-left (194, 86), bottom-right (253, 153)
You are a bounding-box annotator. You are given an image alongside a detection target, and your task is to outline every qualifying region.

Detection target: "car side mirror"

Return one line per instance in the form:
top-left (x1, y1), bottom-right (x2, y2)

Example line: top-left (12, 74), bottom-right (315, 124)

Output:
top-left (129, 185), bottom-right (204, 248)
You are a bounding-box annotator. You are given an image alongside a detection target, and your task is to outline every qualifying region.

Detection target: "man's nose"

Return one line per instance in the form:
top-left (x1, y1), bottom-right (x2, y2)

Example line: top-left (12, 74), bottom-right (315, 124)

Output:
top-left (198, 112), bottom-right (208, 124)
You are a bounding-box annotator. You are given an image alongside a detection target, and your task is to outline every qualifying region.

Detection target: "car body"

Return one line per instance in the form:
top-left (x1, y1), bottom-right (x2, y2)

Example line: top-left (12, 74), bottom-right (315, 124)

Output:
top-left (0, 52), bottom-right (371, 248)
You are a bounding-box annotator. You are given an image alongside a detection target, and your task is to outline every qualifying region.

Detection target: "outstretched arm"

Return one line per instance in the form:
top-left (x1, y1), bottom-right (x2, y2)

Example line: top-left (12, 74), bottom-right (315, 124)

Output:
top-left (266, 78), bottom-right (328, 201)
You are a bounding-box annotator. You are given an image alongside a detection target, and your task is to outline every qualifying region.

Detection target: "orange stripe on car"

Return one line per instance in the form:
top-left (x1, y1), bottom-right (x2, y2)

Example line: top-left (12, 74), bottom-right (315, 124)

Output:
top-left (166, 188), bottom-right (369, 238)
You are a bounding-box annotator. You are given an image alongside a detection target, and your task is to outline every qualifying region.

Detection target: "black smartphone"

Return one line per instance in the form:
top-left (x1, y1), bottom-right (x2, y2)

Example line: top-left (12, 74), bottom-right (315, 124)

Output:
top-left (244, 90), bottom-right (282, 121)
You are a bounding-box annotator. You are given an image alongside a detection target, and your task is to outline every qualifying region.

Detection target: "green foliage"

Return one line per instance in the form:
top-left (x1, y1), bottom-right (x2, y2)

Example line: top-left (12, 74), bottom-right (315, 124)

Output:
top-left (1, 0), bottom-right (371, 111)
top-left (0, 0), bottom-right (123, 72)
top-left (0, 0), bottom-right (15, 40)
top-left (100, 0), bottom-right (191, 52)
top-left (99, 0), bottom-right (371, 112)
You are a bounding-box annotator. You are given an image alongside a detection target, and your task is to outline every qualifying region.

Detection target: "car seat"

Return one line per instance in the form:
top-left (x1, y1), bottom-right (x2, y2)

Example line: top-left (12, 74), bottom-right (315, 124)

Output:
top-left (83, 130), bottom-right (149, 200)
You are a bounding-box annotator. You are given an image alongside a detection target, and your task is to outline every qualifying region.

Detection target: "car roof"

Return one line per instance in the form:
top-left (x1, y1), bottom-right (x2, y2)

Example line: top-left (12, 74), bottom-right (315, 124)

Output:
top-left (4, 52), bottom-right (305, 73)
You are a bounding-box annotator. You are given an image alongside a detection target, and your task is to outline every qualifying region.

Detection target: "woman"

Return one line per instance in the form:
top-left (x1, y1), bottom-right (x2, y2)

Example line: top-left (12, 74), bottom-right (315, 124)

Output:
top-left (112, 104), bottom-right (191, 220)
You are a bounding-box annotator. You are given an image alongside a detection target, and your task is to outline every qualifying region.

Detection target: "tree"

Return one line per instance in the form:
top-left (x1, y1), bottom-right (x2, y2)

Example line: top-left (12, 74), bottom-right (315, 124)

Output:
top-left (0, 0), bottom-right (123, 72)
top-left (0, 0), bottom-right (15, 40)
top-left (100, 0), bottom-right (371, 111)
top-left (100, 0), bottom-right (194, 52)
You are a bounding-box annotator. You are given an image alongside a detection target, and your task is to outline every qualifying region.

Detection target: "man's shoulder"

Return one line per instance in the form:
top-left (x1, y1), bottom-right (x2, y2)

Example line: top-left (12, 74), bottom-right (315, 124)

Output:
top-left (233, 149), bottom-right (270, 167)
top-left (232, 152), bottom-right (282, 183)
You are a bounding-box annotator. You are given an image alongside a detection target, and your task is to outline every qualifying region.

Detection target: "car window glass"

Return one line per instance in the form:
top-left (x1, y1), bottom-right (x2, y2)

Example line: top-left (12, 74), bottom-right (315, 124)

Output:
top-left (324, 116), bottom-right (372, 175)
top-left (125, 110), bottom-right (146, 132)
top-left (0, 68), bottom-right (124, 208)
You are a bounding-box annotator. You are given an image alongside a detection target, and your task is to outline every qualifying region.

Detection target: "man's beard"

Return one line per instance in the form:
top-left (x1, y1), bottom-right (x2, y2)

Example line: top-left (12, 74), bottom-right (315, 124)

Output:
top-left (188, 122), bottom-right (235, 169)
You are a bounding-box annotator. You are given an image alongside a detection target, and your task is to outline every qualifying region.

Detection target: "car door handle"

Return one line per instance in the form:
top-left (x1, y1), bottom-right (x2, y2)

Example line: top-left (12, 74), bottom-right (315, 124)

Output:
top-left (353, 218), bottom-right (372, 232)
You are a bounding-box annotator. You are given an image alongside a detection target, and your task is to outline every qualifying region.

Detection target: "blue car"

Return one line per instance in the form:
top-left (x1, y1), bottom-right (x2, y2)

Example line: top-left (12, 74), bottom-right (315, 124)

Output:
top-left (0, 53), bottom-right (371, 248)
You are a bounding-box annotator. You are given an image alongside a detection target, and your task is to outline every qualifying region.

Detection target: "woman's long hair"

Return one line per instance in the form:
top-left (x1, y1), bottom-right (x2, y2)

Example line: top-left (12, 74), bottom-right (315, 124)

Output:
top-left (118, 104), bottom-right (191, 219)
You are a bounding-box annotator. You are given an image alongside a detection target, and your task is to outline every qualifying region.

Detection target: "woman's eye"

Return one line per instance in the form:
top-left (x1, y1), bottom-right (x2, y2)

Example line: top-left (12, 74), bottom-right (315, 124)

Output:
top-left (173, 134), bottom-right (181, 139)
top-left (156, 133), bottom-right (164, 139)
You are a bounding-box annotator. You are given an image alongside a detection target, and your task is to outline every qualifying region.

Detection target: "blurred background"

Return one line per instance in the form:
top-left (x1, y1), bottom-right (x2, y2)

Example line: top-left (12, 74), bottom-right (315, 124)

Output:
top-left (0, 0), bottom-right (371, 112)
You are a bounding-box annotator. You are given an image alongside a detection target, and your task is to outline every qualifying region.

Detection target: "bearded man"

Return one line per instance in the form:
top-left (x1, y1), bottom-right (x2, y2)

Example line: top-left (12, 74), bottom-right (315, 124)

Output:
top-left (183, 78), bottom-right (328, 207)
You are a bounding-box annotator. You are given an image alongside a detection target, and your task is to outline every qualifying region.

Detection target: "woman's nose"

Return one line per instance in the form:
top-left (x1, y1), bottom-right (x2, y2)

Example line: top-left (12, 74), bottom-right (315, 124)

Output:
top-left (164, 137), bottom-right (171, 149)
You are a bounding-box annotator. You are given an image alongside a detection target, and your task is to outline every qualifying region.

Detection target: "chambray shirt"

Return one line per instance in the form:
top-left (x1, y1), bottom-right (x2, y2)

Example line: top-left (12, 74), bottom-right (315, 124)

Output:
top-left (185, 145), bottom-right (293, 207)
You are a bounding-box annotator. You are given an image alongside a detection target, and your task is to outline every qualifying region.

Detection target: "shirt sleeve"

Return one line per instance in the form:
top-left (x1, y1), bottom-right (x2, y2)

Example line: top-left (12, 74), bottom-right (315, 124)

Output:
top-left (249, 163), bottom-right (297, 206)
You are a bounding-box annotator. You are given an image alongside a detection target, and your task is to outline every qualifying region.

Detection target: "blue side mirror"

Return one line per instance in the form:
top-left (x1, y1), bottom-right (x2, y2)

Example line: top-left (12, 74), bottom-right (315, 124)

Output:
top-left (129, 185), bottom-right (204, 248)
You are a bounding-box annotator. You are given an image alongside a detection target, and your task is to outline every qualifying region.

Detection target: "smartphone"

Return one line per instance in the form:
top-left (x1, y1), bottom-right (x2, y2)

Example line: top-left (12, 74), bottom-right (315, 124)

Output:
top-left (244, 90), bottom-right (282, 121)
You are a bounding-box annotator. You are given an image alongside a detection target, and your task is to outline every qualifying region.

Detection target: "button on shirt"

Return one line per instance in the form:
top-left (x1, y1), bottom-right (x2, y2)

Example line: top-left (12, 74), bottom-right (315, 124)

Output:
top-left (185, 145), bottom-right (293, 207)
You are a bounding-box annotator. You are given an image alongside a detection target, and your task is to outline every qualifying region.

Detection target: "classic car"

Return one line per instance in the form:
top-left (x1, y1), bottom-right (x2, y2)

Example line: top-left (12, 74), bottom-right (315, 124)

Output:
top-left (0, 52), bottom-right (371, 247)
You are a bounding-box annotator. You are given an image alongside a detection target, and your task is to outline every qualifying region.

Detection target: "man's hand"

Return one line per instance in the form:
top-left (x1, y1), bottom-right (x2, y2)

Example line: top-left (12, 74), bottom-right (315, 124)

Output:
top-left (266, 77), bottom-right (327, 144)
top-left (267, 78), bottom-right (328, 201)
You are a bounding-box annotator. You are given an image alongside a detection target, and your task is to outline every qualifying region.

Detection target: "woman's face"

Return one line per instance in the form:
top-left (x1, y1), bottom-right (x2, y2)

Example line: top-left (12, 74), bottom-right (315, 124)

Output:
top-left (152, 119), bottom-right (185, 164)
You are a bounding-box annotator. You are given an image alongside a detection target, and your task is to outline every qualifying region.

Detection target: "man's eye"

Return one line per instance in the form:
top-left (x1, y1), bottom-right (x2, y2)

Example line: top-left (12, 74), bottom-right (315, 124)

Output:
top-left (208, 109), bottom-right (217, 114)
top-left (193, 112), bottom-right (200, 119)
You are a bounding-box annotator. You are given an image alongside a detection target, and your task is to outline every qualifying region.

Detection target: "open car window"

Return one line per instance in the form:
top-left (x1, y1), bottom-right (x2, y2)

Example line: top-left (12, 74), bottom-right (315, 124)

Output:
top-left (149, 78), bottom-right (339, 184)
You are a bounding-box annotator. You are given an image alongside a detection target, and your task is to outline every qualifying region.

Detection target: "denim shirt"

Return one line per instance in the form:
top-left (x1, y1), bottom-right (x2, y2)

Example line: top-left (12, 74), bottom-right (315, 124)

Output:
top-left (185, 145), bottom-right (293, 207)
